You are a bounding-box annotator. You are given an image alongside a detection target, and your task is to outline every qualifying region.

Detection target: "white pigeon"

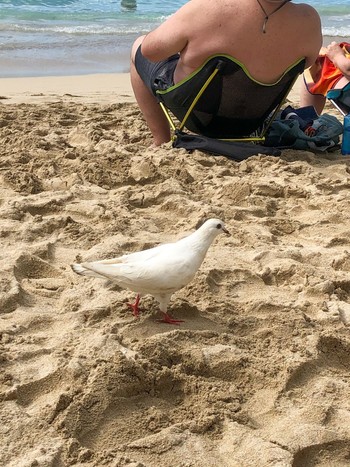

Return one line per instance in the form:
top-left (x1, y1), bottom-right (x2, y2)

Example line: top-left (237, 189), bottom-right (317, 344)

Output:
top-left (71, 218), bottom-right (229, 324)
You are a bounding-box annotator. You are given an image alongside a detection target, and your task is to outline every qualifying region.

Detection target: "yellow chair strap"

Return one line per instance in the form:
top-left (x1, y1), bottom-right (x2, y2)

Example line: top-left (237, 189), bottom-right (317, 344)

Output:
top-left (159, 102), bottom-right (177, 131)
top-left (179, 66), bottom-right (220, 131)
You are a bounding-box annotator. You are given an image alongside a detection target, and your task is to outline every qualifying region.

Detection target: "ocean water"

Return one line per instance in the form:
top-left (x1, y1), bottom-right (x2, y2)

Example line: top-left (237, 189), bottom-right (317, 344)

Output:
top-left (0, 0), bottom-right (348, 78)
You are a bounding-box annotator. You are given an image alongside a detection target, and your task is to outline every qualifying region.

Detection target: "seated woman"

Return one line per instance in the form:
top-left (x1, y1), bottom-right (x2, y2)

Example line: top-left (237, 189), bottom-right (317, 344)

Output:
top-left (130, 0), bottom-right (321, 146)
top-left (300, 41), bottom-right (350, 115)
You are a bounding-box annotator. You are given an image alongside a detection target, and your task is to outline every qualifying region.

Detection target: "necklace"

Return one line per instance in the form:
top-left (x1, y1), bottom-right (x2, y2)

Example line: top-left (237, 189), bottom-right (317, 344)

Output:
top-left (256, 0), bottom-right (289, 34)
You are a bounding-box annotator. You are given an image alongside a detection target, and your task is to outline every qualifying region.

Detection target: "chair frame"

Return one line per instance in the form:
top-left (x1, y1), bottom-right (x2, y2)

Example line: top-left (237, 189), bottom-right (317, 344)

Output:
top-left (327, 82), bottom-right (350, 116)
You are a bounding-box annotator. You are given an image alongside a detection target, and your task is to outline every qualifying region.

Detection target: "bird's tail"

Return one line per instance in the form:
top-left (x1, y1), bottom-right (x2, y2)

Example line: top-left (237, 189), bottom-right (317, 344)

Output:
top-left (71, 263), bottom-right (106, 279)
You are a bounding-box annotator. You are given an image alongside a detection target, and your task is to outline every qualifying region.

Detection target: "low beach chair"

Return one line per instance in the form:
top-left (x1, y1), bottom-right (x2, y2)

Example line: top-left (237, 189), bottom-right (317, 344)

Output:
top-left (326, 82), bottom-right (350, 116)
top-left (155, 54), bottom-right (305, 155)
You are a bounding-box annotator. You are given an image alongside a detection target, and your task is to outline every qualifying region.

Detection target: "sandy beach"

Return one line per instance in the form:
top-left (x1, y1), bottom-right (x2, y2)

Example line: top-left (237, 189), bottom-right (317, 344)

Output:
top-left (1, 72), bottom-right (350, 467)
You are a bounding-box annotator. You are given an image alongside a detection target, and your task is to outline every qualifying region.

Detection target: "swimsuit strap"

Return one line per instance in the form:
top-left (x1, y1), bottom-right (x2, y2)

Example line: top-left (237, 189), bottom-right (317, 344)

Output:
top-left (256, 0), bottom-right (290, 34)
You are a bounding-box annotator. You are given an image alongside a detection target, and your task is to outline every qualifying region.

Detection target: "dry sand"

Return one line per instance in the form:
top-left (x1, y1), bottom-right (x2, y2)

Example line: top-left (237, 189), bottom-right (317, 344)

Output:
top-left (1, 73), bottom-right (350, 467)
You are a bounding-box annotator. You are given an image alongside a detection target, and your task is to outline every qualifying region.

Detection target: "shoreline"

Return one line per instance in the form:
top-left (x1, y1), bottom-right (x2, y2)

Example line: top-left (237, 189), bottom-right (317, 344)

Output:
top-left (0, 71), bottom-right (302, 107)
top-left (0, 73), bottom-right (135, 105)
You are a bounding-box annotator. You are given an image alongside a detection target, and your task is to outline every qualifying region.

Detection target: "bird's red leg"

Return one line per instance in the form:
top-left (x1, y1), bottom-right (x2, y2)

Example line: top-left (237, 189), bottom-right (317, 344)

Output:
top-left (127, 294), bottom-right (141, 318)
top-left (158, 312), bottom-right (184, 325)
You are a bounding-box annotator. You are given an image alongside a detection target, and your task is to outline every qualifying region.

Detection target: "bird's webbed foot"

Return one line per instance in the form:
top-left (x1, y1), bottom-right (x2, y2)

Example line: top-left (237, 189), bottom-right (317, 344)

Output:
top-left (127, 293), bottom-right (141, 318)
top-left (158, 312), bottom-right (184, 325)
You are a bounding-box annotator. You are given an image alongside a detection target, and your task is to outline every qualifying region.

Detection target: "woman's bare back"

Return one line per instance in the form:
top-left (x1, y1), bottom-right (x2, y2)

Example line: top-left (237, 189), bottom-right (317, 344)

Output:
top-left (142, 0), bottom-right (322, 84)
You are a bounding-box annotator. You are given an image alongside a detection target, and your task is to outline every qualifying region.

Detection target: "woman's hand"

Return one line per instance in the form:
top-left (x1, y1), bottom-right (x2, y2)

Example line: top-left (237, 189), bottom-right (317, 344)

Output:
top-left (326, 41), bottom-right (344, 62)
top-left (326, 41), bottom-right (350, 78)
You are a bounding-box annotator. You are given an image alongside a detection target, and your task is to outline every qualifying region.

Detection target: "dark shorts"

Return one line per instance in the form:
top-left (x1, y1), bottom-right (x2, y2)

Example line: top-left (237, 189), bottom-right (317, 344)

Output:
top-left (134, 45), bottom-right (179, 96)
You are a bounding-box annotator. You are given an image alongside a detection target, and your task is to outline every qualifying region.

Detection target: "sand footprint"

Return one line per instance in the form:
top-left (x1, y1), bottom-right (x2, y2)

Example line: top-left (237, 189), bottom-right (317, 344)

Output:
top-left (292, 439), bottom-right (350, 467)
top-left (58, 328), bottom-right (245, 458)
top-left (0, 278), bottom-right (25, 313)
top-left (269, 335), bottom-right (350, 465)
top-left (13, 253), bottom-right (66, 298)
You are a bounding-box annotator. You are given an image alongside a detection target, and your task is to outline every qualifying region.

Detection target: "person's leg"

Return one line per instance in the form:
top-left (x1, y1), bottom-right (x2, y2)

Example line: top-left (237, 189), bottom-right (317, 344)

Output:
top-left (299, 77), bottom-right (326, 115)
top-left (130, 36), bottom-right (171, 146)
top-left (334, 76), bottom-right (350, 90)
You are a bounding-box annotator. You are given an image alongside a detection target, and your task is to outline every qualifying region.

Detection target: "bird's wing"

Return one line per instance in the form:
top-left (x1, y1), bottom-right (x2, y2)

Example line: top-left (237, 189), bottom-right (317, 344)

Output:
top-left (91, 227), bottom-right (200, 266)
top-left (78, 249), bottom-right (198, 294)
top-left (93, 241), bottom-right (176, 265)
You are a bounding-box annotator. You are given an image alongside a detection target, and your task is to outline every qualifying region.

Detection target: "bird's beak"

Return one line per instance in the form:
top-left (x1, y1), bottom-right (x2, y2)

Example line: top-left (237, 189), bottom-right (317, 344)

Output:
top-left (223, 226), bottom-right (230, 235)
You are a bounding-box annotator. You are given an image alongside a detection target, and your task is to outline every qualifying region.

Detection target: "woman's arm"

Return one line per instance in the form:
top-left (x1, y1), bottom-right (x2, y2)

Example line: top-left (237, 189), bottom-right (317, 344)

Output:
top-left (326, 42), bottom-right (350, 79)
top-left (140, 2), bottom-right (198, 61)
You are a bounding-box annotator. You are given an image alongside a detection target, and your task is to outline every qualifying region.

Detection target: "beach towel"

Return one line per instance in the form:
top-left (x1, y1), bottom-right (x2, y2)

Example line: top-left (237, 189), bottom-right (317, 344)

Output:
top-left (264, 112), bottom-right (343, 151)
top-left (307, 42), bottom-right (350, 96)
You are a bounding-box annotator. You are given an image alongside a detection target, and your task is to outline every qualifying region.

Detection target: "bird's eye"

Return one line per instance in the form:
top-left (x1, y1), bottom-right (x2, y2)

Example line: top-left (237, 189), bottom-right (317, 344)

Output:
top-left (216, 223), bottom-right (222, 229)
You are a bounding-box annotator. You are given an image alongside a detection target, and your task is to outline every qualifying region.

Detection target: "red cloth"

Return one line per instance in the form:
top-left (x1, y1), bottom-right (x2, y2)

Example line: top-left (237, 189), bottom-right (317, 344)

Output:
top-left (309, 42), bottom-right (350, 96)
